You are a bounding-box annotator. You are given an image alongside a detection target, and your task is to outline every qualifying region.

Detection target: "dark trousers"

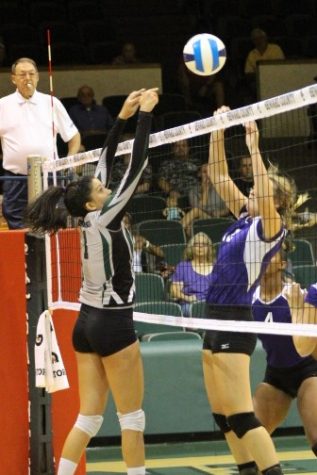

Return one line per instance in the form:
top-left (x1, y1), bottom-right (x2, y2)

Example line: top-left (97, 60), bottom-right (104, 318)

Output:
top-left (2, 171), bottom-right (28, 229)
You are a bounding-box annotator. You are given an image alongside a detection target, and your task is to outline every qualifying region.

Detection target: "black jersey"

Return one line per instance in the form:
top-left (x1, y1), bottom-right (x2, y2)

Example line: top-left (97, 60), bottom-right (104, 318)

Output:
top-left (79, 111), bottom-right (152, 309)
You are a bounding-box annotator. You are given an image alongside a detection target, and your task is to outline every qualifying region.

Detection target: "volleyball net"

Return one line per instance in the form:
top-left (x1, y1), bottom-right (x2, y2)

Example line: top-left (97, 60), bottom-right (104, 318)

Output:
top-left (42, 83), bottom-right (317, 338)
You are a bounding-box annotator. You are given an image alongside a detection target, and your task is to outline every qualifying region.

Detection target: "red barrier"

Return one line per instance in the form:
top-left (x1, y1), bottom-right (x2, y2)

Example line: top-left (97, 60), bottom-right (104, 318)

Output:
top-left (51, 309), bottom-right (86, 474)
top-left (0, 231), bottom-right (29, 474)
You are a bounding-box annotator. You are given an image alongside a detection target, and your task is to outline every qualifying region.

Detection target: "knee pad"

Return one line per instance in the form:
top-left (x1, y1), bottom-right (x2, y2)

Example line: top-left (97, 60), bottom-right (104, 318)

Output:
top-left (227, 412), bottom-right (261, 439)
top-left (262, 465), bottom-right (283, 475)
top-left (213, 413), bottom-right (231, 433)
top-left (74, 414), bottom-right (103, 438)
top-left (312, 442), bottom-right (317, 457)
top-left (238, 461), bottom-right (259, 475)
top-left (117, 409), bottom-right (145, 432)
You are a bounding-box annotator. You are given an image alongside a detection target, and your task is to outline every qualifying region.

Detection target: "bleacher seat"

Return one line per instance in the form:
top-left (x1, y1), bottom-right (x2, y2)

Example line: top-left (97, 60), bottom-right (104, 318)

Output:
top-left (288, 239), bottom-right (315, 267)
top-left (189, 301), bottom-right (207, 319)
top-left (126, 195), bottom-right (166, 224)
top-left (135, 273), bottom-right (165, 303)
top-left (161, 243), bottom-right (186, 267)
top-left (137, 219), bottom-right (186, 246)
top-left (142, 331), bottom-right (201, 342)
top-left (292, 265), bottom-right (317, 289)
top-left (134, 300), bottom-right (183, 338)
top-left (192, 217), bottom-right (234, 243)
top-left (60, 97), bottom-right (78, 112)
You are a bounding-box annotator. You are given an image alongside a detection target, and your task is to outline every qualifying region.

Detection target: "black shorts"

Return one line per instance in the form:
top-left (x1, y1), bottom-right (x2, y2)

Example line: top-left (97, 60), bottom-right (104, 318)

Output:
top-left (203, 304), bottom-right (257, 356)
top-left (72, 303), bottom-right (137, 357)
top-left (264, 356), bottom-right (317, 398)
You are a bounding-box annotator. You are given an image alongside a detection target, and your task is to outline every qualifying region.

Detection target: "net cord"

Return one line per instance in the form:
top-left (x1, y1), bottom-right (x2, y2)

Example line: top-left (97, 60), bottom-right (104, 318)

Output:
top-left (42, 83), bottom-right (317, 173)
top-left (47, 301), bottom-right (317, 338)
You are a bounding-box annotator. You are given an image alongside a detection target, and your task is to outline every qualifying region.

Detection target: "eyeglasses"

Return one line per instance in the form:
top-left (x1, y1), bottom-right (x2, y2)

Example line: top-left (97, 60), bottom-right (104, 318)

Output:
top-left (14, 72), bottom-right (37, 78)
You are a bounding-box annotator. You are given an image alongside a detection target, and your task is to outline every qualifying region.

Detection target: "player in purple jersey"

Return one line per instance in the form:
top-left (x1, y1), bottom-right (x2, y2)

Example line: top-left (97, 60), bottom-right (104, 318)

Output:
top-left (26, 89), bottom-right (159, 475)
top-left (202, 106), bottom-right (297, 475)
top-left (285, 280), bottom-right (317, 359)
top-left (252, 248), bottom-right (317, 459)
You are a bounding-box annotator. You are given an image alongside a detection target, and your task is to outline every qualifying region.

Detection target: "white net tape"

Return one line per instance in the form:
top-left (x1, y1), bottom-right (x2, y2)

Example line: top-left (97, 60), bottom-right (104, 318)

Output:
top-left (43, 83), bottom-right (317, 172)
top-left (49, 301), bottom-right (317, 338)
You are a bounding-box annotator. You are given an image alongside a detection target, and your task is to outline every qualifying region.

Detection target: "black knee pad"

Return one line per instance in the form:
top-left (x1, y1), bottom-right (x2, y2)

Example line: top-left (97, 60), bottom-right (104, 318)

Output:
top-left (213, 412), bottom-right (231, 433)
top-left (227, 412), bottom-right (261, 439)
top-left (312, 442), bottom-right (317, 457)
top-left (262, 465), bottom-right (283, 475)
top-left (238, 461), bottom-right (259, 475)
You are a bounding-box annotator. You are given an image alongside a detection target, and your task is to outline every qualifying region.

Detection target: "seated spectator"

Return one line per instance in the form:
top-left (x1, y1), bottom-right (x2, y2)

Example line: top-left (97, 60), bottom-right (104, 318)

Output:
top-left (245, 28), bottom-right (285, 75)
top-left (244, 28), bottom-right (285, 101)
top-left (177, 55), bottom-right (225, 116)
top-left (170, 232), bottom-right (215, 316)
top-left (123, 213), bottom-right (164, 274)
top-left (233, 155), bottom-right (254, 197)
top-left (157, 139), bottom-right (200, 199)
top-left (69, 85), bottom-right (114, 136)
top-left (111, 134), bottom-right (152, 194)
top-left (181, 163), bottom-right (230, 236)
top-left (112, 42), bottom-right (140, 65)
top-left (163, 192), bottom-right (185, 221)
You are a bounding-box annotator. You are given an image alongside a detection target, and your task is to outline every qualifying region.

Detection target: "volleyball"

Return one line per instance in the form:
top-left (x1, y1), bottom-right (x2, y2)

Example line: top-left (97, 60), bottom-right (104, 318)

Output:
top-left (183, 33), bottom-right (227, 76)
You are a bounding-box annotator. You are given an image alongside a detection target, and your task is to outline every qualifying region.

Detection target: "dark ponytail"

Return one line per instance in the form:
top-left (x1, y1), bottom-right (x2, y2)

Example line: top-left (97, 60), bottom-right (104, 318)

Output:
top-left (25, 176), bottom-right (93, 234)
top-left (25, 186), bottom-right (68, 234)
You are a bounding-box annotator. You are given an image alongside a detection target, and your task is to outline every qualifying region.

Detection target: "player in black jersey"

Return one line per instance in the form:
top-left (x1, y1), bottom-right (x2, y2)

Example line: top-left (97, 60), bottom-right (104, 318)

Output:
top-left (26, 88), bottom-right (159, 475)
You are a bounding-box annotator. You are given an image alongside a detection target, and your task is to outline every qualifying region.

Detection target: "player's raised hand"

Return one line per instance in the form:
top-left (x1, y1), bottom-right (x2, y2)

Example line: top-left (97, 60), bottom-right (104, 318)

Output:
top-left (139, 88), bottom-right (159, 112)
top-left (245, 120), bottom-right (259, 153)
top-left (119, 89), bottom-right (146, 120)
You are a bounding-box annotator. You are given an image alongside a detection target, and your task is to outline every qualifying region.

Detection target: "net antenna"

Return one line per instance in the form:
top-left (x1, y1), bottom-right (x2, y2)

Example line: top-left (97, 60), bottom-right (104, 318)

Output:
top-left (46, 28), bottom-right (63, 304)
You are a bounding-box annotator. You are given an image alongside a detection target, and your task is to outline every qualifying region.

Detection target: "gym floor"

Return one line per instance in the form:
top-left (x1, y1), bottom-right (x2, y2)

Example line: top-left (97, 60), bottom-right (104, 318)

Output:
top-left (86, 435), bottom-right (316, 474)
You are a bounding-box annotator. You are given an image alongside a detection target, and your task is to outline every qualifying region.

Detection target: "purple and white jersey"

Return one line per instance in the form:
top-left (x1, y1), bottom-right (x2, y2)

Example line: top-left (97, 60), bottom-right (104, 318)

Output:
top-left (252, 286), bottom-right (308, 367)
top-left (306, 283), bottom-right (317, 306)
top-left (206, 215), bottom-right (286, 306)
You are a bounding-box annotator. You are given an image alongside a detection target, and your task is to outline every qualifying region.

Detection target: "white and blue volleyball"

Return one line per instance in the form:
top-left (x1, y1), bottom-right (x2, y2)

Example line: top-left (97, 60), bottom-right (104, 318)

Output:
top-left (183, 33), bottom-right (226, 76)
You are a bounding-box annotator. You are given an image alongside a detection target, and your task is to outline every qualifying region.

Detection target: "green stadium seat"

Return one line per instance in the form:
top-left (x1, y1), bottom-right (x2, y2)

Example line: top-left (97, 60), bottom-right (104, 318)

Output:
top-left (126, 195), bottom-right (166, 224)
top-left (192, 217), bottom-right (234, 243)
top-left (189, 301), bottom-right (207, 319)
top-left (135, 273), bottom-right (165, 303)
top-left (142, 331), bottom-right (201, 342)
top-left (137, 219), bottom-right (186, 246)
top-left (292, 265), bottom-right (317, 289)
top-left (134, 301), bottom-right (183, 338)
top-left (161, 243), bottom-right (186, 266)
top-left (288, 239), bottom-right (315, 266)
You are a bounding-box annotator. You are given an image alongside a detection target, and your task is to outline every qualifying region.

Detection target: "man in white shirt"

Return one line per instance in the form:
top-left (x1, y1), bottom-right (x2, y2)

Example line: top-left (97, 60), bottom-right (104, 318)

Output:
top-left (0, 57), bottom-right (81, 228)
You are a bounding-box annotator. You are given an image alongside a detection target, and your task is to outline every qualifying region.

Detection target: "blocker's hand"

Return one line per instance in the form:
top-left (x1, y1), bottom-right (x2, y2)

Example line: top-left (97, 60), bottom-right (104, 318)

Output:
top-left (139, 88), bottom-right (159, 112)
top-left (119, 89), bottom-right (146, 120)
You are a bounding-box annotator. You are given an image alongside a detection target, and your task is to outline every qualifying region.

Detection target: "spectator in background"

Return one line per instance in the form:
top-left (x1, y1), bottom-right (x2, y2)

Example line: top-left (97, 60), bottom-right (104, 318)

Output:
top-left (112, 42), bottom-right (140, 65)
top-left (111, 134), bottom-right (152, 194)
top-left (123, 213), bottom-right (164, 274)
top-left (233, 155), bottom-right (254, 197)
top-left (245, 28), bottom-right (285, 75)
top-left (244, 28), bottom-right (285, 102)
top-left (0, 57), bottom-right (81, 229)
top-left (163, 192), bottom-right (185, 221)
top-left (157, 139), bottom-right (200, 199)
top-left (181, 163), bottom-right (230, 236)
top-left (69, 85), bottom-right (114, 137)
top-left (177, 56), bottom-right (225, 116)
top-left (170, 232), bottom-right (215, 317)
